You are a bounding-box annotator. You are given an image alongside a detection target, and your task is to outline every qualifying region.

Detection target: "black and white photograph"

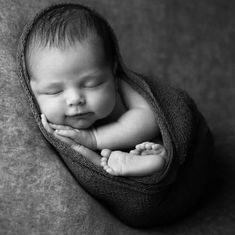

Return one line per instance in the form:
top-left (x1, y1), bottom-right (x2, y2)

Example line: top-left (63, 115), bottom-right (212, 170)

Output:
top-left (0, 0), bottom-right (234, 234)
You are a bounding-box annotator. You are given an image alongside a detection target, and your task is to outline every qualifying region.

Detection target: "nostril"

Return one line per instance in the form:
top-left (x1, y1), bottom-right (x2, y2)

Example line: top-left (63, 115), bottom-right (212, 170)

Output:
top-left (65, 88), bottom-right (86, 106)
top-left (78, 97), bottom-right (86, 105)
top-left (67, 96), bottom-right (86, 106)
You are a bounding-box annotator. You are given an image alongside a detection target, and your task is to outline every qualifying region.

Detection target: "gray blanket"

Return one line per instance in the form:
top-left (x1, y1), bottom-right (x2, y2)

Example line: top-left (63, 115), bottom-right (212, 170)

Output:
top-left (1, 0), bottom-right (235, 234)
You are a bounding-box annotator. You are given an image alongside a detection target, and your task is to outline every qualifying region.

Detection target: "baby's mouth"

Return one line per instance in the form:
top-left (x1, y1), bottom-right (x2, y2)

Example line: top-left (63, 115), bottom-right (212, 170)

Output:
top-left (65, 112), bottom-right (94, 129)
top-left (67, 112), bottom-right (93, 119)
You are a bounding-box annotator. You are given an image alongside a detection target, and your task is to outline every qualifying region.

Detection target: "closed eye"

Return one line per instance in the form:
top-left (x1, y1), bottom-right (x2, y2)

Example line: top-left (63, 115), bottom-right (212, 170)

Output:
top-left (43, 90), bottom-right (62, 95)
top-left (83, 80), bottom-right (104, 88)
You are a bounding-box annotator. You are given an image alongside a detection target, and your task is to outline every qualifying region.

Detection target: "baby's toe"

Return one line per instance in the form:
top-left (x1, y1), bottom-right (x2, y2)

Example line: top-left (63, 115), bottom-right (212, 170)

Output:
top-left (129, 149), bottom-right (140, 155)
top-left (152, 144), bottom-right (161, 150)
top-left (135, 144), bottom-right (141, 150)
top-left (105, 168), bottom-right (115, 175)
top-left (103, 165), bottom-right (116, 175)
top-left (145, 142), bottom-right (153, 150)
top-left (100, 157), bottom-right (108, 166)
top-left (100, 158), bottom-right (107, 165)
top-left (101, 149), bottom-right (112, 158)
top-left (136, 142), bottom-right (148, 150)
top-left (103, 165), bottom-right (110, 170)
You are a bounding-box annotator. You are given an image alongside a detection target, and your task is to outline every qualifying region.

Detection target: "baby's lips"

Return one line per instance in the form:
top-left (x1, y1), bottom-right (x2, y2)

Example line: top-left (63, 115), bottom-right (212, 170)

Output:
top-left (67, 112), bottom-right (93, 118)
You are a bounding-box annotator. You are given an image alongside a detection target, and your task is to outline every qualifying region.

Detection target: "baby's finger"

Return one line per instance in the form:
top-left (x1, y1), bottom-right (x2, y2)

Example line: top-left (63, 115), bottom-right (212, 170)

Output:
top-left (49, 123), bottom-right (73, 130)
top-left (41, 114), bottom-right (54, 134)
top-left (55, 129), bottom-right (78, 138)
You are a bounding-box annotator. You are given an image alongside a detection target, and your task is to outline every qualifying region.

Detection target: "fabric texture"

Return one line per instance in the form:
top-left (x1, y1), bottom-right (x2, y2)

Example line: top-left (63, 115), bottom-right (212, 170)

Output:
top-left (16, 3), bottom-right (214, 228)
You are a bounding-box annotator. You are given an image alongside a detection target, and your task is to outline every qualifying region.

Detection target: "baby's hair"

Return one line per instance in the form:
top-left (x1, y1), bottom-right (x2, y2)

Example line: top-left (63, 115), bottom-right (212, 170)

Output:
top-left (26, 3), bottom-right (126, 78)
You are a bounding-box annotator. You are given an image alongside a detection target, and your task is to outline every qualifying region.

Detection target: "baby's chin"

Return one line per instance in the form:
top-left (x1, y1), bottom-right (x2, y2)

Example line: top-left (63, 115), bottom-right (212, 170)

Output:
top-left (65, 119), bottom-right (95, 130)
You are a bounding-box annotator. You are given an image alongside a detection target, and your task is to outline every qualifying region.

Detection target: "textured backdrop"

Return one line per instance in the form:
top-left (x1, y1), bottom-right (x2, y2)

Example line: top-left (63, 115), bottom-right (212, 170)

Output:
top-left (1, 0), bottom-right (235, 234)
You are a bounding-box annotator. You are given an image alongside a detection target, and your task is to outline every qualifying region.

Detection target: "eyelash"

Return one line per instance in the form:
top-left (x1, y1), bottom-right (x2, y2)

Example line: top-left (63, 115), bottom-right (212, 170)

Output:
top-left (44, 91), bottom-right (62, 95)
top-left (43, 81), bottom-right (104, 94)
top-left (83, 81), bottom-right (103, 88)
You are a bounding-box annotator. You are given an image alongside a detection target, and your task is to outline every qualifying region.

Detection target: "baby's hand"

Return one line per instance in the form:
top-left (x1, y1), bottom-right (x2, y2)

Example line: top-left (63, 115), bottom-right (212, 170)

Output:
top-left (41, 114), bottom-right (101, 165)
top-left (48, 123), bottom-right (97, 150)
top-left (41, 114), bottom-right (77, 146)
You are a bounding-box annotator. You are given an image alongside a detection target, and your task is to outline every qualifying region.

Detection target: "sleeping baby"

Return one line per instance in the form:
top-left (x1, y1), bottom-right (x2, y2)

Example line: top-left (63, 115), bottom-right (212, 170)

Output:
top-left (26, 4), bottom-right (167, 177)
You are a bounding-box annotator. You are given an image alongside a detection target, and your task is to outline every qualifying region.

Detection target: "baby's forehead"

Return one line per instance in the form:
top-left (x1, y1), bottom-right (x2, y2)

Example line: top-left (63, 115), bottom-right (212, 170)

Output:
top-left (31, 36), bottom-right (107, 64)
top-left (27, 38), bottom-right (112, 80)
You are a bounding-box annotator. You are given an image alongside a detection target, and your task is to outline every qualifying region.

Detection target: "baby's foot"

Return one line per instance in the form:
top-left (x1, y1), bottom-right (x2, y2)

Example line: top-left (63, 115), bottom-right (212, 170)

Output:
top-left (129, 142), bottom-right (164, 156)
top-left (100, 149), bottom-right (130, 176)
top-left (100, 142), bottom-right (167, 177)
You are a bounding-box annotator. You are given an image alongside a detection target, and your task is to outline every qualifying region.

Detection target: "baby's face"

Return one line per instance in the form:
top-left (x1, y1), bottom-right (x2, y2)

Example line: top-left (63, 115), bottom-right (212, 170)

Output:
top-left (29, 40), bottom-right (116, 129)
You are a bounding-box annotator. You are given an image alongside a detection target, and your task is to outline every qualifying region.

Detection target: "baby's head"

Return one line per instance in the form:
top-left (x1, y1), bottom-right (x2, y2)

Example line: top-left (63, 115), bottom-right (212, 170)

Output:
top-left (26, 4), bottom-right (124, 129)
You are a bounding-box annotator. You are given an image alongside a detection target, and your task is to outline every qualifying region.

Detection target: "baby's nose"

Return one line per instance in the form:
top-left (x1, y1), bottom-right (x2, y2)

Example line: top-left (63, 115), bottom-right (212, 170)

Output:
top-left (66, 90), bottom-right (86, 106)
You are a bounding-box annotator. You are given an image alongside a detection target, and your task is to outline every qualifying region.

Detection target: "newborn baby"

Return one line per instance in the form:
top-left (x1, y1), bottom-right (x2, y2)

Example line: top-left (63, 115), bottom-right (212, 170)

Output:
top-left (26, 5), bottom-right (167, 176)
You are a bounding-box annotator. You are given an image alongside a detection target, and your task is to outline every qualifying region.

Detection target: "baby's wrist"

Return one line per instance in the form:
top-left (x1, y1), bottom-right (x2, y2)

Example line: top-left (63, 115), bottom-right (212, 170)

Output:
top-left (91, 127), bottom-right (98, 150)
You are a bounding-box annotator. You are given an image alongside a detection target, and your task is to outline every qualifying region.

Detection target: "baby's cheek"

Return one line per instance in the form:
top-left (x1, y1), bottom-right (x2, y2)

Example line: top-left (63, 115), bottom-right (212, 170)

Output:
top-left (92, 90), bottom-right (116, 118)
top-left (38, 99), bottom-right (64, 124)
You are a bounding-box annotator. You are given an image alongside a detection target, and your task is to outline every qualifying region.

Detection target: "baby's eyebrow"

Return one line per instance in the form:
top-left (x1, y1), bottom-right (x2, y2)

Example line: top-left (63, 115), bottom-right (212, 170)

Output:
top-left (82, 71), bottom-right (104, 78)
top-left (80, 67), bottom-right (110, 78)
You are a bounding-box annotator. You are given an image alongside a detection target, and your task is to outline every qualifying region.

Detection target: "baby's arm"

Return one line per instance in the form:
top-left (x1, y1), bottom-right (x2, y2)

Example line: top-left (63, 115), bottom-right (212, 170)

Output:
top-left (48, 80), bottom-right (160, 151)
top-left (94, 80), bottom-right (160, 150)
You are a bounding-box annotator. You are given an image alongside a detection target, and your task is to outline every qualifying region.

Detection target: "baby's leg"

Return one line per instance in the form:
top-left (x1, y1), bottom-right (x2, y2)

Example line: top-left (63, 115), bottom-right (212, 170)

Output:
top-left (100, 142), bottom-right (167, 176)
